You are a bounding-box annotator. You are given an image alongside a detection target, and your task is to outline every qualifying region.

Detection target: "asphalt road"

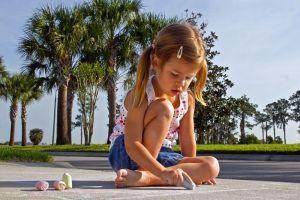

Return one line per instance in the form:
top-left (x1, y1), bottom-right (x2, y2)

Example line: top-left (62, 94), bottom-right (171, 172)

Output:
top-left (53, 156), bottom-right (300, 183)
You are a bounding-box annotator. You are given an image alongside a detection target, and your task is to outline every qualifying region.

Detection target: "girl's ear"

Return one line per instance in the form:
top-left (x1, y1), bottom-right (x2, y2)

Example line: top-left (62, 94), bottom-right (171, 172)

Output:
top-left (152, 54), bottom-right (159, 68)
top-left (152, 54), bottom-right (161, 75)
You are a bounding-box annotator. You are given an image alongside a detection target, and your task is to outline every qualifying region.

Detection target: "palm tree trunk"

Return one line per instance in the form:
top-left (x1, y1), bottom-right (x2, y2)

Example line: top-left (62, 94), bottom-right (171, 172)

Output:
top-left (88, 94), bottom-right (95, 145)
top-left (265, 121), bottom-right (268, 143)
top-left (240, 113), bottom-right (246, 144)
top-left (106, 75), bottom-right (117, 144)
top-left (82, 104), bottom-right (89, 146)
top-left (106, 46), bottom-right (117, 144)
top-left (9, 99), bottom-right (18, 146)
top-left (107, 76), bottom-right (116, 145)
top-left (283, 122), bottom-right (286, 144)
top-left (80, 122), bottom-right (83, 145)
top-left (21, 102), bottom-right (27, 146)
top-left (52, 91), bottom-right (57, 145)
top-left (67, 80), bottom-right (75, 144)
top-left (261, 123), bottom-right (264, 144)
top-left (56, 84), bottom-right (69, 145)
top-left (272, 118), bottom-right (276, 139)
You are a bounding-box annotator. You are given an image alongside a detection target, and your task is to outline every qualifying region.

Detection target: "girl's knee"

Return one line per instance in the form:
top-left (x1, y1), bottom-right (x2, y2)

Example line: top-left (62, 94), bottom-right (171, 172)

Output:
top-left (205, 156), bottom-right (220, 178)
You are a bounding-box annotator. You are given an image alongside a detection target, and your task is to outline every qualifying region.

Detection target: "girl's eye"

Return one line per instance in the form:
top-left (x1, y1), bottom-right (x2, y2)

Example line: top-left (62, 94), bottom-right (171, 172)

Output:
top-left (186, 76), bottom-right (192, 80)
top-left (171, 73), bottom-right (179, 77)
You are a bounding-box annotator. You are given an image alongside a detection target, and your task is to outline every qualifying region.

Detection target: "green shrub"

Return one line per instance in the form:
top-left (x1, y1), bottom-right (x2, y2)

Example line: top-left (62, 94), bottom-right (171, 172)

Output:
top-left (266, 135), bottom-right (274, 144)
top-left (29, 128), bottom-right (43, 145)
top-left (227, 133), bottom-right (239, 144)
top-left (245, 134), bottom-right (261, 144)
top-left (273, 136), bottom-right (283, 144)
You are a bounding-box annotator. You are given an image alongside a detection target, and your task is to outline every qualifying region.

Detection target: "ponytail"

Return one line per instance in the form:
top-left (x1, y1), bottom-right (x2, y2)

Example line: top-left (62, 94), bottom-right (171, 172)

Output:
top-left (132, 46), bottom-right (153, 108)
top-left (193, 59), bottom-right (207, 106)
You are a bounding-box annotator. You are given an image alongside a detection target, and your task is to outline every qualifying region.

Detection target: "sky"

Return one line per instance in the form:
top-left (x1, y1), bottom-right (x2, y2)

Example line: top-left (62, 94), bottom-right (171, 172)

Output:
top-left (0, 0), bottom-right (299, 144)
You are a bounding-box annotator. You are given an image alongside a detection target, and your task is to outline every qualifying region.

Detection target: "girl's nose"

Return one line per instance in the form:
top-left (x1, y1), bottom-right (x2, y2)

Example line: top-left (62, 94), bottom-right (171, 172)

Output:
top-left (175, 78), bottom-right (185, 88)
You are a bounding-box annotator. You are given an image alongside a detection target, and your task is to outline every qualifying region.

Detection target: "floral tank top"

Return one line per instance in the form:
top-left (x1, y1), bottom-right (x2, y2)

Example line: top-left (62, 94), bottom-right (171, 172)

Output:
top-left (109, 75), bottom-right (189, 149)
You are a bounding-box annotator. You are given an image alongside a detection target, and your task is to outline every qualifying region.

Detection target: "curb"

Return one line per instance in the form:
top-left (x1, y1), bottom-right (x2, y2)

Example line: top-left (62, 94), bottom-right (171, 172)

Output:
top-left (47, 152), bottom-right (300, 162)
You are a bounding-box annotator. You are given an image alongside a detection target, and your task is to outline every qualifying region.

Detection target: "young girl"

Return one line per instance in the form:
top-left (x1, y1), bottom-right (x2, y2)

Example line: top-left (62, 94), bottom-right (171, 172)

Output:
top-left (109, 23), bottom-right (220, 188)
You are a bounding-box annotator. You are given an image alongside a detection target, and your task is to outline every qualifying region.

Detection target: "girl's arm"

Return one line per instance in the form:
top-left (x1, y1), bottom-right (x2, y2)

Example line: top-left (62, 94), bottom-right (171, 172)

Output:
top-left (179, 92), bottom-right (197, 157)
top-left (123, 91), bottom-right (165, 176)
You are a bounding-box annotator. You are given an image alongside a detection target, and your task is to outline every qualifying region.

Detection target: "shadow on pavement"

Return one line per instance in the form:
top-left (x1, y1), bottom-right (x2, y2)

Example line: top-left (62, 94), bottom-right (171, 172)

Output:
top-left (0, 180), bottom-right (115, 189)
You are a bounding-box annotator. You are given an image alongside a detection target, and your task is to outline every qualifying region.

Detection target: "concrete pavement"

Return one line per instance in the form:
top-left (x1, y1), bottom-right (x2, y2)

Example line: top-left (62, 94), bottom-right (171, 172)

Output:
top-left (0, 156), bottom-right (299, 199)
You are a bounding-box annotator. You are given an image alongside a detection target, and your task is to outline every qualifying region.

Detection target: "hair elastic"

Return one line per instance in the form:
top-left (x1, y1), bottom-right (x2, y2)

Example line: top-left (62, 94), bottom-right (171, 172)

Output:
top-left (177, 46), bottom-right (183, 59)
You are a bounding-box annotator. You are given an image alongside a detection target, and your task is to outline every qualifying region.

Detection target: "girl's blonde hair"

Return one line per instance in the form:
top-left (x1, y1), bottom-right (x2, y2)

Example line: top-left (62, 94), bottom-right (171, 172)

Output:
top-left (132, 22), bottom-right (208, 107)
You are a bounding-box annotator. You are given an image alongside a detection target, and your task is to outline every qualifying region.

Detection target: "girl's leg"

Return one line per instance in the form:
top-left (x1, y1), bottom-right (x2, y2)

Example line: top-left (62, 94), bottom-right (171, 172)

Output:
top-left (115, 156), bottom-right (220, 187)
top-left (115, 99), bottom-right (219, 187)
top-left (115, 99), bottom-right (174, 187)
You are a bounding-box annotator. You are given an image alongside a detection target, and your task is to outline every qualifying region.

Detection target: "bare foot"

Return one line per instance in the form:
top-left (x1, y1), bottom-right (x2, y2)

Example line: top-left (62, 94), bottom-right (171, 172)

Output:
top-left (115, 169), bottom-right (158, 188)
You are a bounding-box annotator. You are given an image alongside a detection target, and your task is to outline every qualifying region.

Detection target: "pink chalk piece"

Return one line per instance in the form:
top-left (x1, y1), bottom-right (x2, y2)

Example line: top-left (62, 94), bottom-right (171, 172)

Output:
top-left (35, 181), bottom-right (49, 191)
top-left (53, 181), bottom-right (66, 190)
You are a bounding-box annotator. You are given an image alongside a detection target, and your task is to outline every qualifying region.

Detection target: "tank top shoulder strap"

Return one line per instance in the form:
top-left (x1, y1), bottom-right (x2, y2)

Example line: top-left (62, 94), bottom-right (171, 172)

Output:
top-left (180, 90), bottom-right (189, 113)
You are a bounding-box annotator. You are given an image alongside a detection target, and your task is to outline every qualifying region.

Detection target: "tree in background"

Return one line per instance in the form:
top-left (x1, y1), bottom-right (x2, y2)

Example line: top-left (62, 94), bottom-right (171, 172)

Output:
top-left (19, 75), bottom-right (43, 146)
top-left (274, 136), bottom-right (283, 144)
top-left (120, 12), bottom-right (177, 94)
top-left (254, 111), bottom-right (271, 143)
top-left (273, 99), bottom-right (291, 144)
top-left (82, 0), bottom-right (142, 144)
top-left (245, 134), bottom-right (260, 144)
top-left (0, 57), bottom-right (8, 80)
top-left (73, 62), bottom-right (104, 145)
top-left (19, 5), bottom-right (86, 145)
top-left (264, 102), bottom-right (278, 140)
top-left (233, 95), bottom-right (257, 144)
top-left (184, 11), bottom-right (235, 144)
top-left (29, 128), bottom-right (43, 145)
top-left (0, 57), bottom-right (9, 100)
top-left (289, 90), bottom-right (300, 133)
top-left (72, 113), bottom-right (83, 145)
top-left (1, 74), bottom-right (23, 146)
top-left (266, 135), bottom-right (273, 144)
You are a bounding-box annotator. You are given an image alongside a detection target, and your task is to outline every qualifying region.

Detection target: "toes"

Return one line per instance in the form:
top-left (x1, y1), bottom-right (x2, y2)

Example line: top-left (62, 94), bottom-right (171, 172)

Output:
top-left (115, 169), bottom-right (129, 188)
top-left (116, 169), bottom-right (128, 181)
top-left (115, 181), bottom-right (126, 188)
top-left (117, 169), bottom-right (128, 178)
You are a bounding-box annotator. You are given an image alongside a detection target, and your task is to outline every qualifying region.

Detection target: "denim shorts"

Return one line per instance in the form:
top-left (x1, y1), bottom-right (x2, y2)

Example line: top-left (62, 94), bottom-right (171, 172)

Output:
top-left (108, 134), bottom-right (184, 172)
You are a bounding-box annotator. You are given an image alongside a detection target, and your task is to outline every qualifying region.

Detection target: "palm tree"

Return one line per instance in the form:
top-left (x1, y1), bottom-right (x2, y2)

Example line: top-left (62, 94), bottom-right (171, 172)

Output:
top-left (123, 12), bottom-right (177, 88)
top-left (0, 57), bottom-right (8, 96)
top-left (289, 90), bottom-right (300, 132)
top-left (233, 95), bottom-right (257, 144)
top-left (19, 5), bottom-right (86, 144)
top-left (264, 103), bottom-right (278, 139)
top-left (273, 99), bottom-right (290, 144)
top-left (254, 111), bottom-right (270, 143)
top-left (2, 74), bottom-right (24, 146)
top-left (19, 75), bottom-right (43, 146)
top-left (82, 0), bottom-right (142, 144)
top-left (84, 0), bottom-right (178, 143)
top-left (0, 57), bottom-right (8, 77)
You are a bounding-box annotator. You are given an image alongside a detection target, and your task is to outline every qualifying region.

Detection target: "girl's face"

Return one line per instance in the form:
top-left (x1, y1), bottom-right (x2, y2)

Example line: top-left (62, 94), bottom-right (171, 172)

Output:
top-left (153, 55), bottom-right (200, 98)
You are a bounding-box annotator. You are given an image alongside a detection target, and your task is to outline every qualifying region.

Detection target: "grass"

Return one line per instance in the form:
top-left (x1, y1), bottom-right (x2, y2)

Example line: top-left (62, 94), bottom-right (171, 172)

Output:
top-left (1, 143), bottom-right (300, 155)
top-left (0, 147), bottom-right (53, 162)
top-left (4, 144), bottom-right (110, 152)
top-left (175, 144), bottom-right (300, 154)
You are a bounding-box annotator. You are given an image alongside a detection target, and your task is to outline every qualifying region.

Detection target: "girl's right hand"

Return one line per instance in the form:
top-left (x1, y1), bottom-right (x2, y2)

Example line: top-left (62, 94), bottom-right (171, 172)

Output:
top-left (160, 168), bottom-right (184, 186)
